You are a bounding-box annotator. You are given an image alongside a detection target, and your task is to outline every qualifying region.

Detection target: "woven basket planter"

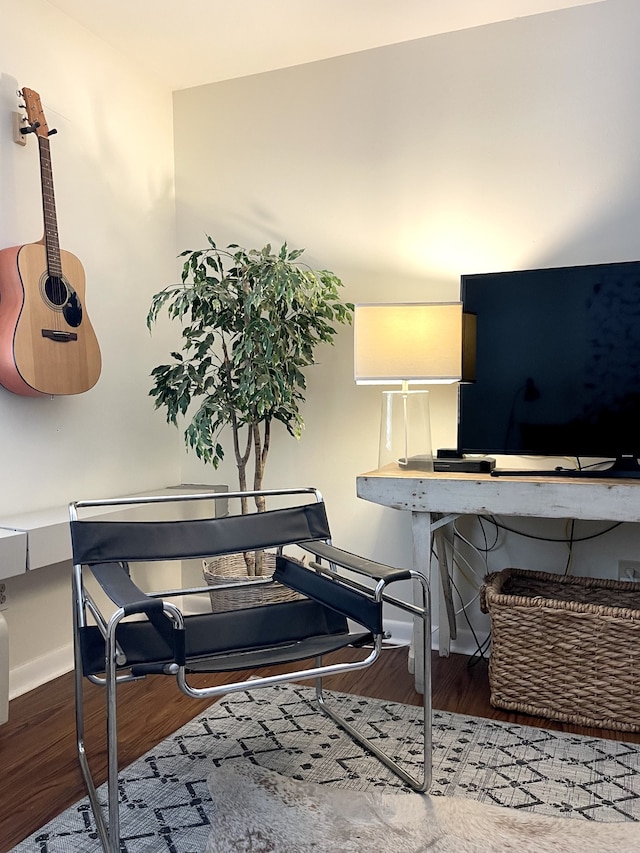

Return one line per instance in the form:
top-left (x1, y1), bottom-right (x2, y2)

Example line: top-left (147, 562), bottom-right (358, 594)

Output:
top-left (203, 552), bottom-right (302, 612)
top-left (480, 568), bottom-right (640, 732)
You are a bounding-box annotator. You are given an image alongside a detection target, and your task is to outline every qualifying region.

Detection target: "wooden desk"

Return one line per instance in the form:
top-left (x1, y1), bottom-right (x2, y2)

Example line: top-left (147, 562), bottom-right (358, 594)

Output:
top-left (356, 467), bottom-right (640, 690)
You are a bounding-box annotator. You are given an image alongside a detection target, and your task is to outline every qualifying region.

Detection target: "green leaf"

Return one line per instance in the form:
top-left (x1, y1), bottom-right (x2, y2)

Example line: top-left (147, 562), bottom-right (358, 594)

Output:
top-left (147, 237), bottom-right (352, 483)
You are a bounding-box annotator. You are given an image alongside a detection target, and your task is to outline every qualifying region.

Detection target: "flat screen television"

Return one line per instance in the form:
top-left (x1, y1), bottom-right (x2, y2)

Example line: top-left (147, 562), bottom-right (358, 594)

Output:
top-left (458, 260), bottom-right (640, 478)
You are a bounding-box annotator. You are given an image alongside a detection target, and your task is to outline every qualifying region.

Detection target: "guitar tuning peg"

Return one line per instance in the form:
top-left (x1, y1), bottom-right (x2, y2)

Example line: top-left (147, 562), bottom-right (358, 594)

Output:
top-left (47, 128), bottom-right (58, 136)
top-left (20, 120), bottom-right (41, 135)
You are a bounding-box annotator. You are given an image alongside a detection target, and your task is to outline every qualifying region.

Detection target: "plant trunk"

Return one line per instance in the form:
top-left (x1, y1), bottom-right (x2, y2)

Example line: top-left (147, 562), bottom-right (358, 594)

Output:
top-left (230, 419), bottom-right (272, 575)
top-left (232, 418), bottom-right (256, 574)
top-left (251, 421), bottom-right (271, 574)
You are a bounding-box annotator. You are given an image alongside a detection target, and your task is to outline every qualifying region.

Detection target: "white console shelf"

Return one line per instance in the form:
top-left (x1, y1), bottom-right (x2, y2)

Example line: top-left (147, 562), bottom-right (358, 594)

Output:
top-left (0, 504), bottom-right (76, 575)
top-left (0, 484), bottom-right (228, 576)
top-left (0, 529), bottom-right (27, 581)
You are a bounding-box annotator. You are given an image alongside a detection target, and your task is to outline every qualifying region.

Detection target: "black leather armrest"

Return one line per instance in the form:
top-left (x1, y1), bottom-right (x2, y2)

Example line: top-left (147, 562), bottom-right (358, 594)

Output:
top-left (89, 562), bottom-right (163, 616)
top-left (88, 562), bottom-right (181, 664)
top-left (299, 541), bottom-right (411, 583)
top-left (274, 556), bottom-right (382, 634)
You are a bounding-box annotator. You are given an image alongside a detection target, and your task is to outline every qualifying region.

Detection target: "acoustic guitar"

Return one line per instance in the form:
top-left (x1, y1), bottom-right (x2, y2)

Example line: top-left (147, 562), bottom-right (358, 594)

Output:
top-left (0, 88), bottom-right (101, 396)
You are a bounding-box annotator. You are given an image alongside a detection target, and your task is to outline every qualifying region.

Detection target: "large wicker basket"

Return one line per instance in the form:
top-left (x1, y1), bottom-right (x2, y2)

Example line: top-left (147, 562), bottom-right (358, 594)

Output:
top-left (203, 552), bottom-right (302, 612)
top-left (480, 568), bottom-right (640, 732)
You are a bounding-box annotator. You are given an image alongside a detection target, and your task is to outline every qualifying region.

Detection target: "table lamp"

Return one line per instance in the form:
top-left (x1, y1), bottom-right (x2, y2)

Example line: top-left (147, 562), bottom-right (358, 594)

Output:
top-left (354, 302), bottom-right (469, 472)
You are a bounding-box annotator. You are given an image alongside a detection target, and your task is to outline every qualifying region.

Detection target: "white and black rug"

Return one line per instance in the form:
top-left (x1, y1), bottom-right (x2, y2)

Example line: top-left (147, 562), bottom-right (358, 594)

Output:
top-left (10, 684), bottom-right (640, 852)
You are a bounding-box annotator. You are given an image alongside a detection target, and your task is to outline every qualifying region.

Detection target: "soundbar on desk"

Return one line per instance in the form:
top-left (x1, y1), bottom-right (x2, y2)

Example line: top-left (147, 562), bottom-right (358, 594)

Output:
top-left (433, 450), bottom-right (495, 474)
top-left (434, 457), bottom-right (496, 473)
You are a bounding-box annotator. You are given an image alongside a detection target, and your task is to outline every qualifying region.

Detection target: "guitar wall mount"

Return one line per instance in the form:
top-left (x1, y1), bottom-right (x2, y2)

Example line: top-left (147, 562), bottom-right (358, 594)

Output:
top-left (12, 112), bottom-right (27, 146)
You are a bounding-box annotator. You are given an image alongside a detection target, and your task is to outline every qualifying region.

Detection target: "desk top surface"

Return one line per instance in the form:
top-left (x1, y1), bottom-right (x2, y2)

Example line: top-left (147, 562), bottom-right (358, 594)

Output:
top-left (356, 466), bottom-right (640, 522)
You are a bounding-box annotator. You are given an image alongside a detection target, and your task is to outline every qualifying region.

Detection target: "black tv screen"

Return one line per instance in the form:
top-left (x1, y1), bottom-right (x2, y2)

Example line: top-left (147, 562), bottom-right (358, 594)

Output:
top-left (458, 261), bottom-right (640, 477)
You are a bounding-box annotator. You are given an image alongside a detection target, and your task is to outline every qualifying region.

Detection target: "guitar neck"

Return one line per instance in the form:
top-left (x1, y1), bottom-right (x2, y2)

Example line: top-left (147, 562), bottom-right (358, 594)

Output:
top-left (37, 135), bottom-right (62, 278)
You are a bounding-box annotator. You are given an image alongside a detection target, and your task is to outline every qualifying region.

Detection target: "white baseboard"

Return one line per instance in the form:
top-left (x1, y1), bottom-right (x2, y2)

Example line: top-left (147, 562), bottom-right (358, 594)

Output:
top-left (384, 617), bottom-right (487, 658)
top-left (9, 643), bottom-right (73, 701)
top-left (382, 618), bottom-right (412, 645)
top-left (434, 625), bottom-right (488, 658)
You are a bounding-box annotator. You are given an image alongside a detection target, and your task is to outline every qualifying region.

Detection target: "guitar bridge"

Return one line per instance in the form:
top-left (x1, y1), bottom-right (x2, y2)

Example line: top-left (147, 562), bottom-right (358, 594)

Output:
top-left (42, 329), bottom-right (78, 342)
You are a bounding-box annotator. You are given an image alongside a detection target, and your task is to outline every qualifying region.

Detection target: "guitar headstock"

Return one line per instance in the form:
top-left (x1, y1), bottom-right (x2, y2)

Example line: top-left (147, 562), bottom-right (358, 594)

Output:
top-left (20, 87), bottom-right (53, 138)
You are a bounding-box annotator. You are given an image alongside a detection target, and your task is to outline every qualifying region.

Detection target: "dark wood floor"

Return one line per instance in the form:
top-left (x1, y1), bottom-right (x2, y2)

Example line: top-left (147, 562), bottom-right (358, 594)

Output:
top-left (2, 647), bottom-right (638, 852)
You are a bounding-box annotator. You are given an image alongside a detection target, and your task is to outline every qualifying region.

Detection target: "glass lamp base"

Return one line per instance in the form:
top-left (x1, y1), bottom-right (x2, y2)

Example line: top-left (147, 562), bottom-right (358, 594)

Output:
top-left (378, 390), bottom-right (434, 472)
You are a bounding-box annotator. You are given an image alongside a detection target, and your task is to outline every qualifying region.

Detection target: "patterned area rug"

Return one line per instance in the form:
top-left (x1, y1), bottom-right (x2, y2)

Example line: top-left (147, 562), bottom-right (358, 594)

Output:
top-left (10, 684), bottom-right (640, 852)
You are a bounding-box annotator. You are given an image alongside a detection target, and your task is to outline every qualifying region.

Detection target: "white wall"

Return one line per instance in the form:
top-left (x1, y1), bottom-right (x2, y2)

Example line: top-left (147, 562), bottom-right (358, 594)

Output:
top-left (173, 0), bottom-right (640, 651)
top-left (4, 0), bottom-right (640, 695)
top-left (0, 0), bottom-right (180, 693)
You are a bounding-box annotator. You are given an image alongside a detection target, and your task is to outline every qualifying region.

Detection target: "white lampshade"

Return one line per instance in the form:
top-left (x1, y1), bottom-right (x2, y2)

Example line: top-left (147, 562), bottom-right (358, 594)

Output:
top-left (354, 302), bottom-right (474, 472)
top-left (354, 302), bottom-right (464, 385)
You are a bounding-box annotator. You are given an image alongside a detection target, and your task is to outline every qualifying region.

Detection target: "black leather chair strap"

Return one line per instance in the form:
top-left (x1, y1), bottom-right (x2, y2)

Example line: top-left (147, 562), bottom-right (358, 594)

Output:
top-left (80, 599), bottom-right (349, 676)
top-left (71, 502), bottom-right (331, 565)
top-left (274, 556), bottom-right (383, 634)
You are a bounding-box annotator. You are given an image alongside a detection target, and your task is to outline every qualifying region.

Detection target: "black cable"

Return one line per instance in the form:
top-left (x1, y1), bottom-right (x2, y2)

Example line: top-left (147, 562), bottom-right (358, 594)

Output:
top-left (564, 519), bottom-right (576, 574)
top-left (471, 515), bottom-right (499, 554)
top-left (481, 514), bottom-right (622, 543)
top-left (467, 633), bottom-right (491, 669)
top-left (448, 572), bottom-right (490, 665)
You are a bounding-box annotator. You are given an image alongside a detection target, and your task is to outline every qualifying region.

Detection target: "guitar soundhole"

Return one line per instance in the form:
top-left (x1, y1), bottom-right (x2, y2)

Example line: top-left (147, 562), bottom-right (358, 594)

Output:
top-left (41, 274), bottom-right (83, 328)
top-left (44, 275), bottom-right (67, 306)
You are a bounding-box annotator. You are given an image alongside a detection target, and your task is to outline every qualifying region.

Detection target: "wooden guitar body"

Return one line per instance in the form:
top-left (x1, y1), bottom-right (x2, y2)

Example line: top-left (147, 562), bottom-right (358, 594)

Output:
top-left (0, 242), bottom-right (101, 396)
top-left (0, 87), bottom-right (102, 396)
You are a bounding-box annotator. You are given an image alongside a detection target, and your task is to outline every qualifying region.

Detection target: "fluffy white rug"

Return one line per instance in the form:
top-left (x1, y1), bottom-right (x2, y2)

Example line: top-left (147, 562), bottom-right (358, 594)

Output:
top-left (207, 763), bottom-right (640, 853)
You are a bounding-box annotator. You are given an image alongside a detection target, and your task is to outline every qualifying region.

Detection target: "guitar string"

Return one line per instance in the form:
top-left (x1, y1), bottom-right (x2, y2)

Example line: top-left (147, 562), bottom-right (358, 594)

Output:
top-left (39, 134), bottom-right (64, 333)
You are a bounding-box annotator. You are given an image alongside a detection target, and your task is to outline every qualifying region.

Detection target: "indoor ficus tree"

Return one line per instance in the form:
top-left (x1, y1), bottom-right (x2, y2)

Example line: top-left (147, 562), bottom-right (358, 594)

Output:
top-left (146, 238), bottom-right (352, 572)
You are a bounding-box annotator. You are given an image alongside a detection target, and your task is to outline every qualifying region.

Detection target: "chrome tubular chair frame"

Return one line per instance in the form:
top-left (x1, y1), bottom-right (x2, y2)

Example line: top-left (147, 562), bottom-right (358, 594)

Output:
top-left (69, 488), bottom-right (431, 853)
